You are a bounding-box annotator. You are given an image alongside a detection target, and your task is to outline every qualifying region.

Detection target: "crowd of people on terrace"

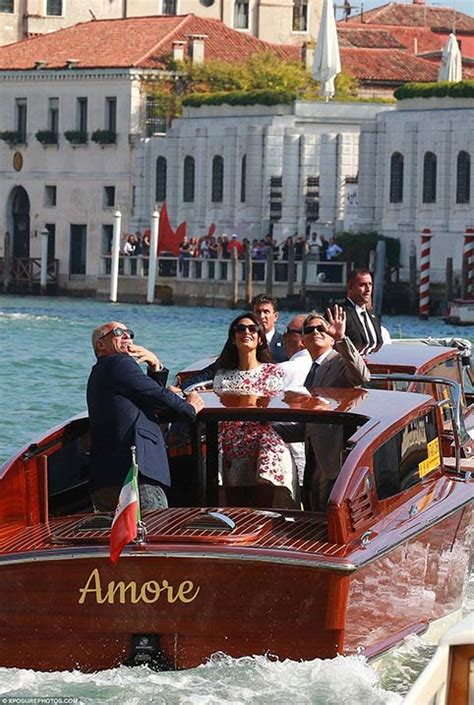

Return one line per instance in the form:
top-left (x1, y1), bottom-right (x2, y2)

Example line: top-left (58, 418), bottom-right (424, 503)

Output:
top-left (117, 230), bottom-right (344, 262)
top-left (87, 269), bottom-right (383, 515)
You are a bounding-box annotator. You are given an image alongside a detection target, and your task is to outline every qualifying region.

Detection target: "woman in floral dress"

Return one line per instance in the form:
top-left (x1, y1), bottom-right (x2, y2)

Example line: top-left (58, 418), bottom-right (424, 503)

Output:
top-left (213, 313), bottom-right (297, 507)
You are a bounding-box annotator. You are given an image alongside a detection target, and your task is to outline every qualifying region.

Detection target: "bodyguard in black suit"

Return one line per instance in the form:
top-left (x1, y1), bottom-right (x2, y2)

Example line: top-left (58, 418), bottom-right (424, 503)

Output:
top-left (252, 293), bottom-right (288, 363)
top-left (87, 321), bottom-right (203, 511)
top-left (341, 268), bottom-right (383, 353)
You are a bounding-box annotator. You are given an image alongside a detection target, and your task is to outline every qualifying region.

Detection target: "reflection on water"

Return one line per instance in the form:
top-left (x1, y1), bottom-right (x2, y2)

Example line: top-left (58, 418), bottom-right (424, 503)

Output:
top-left (0, 294), bottom-right (472, 704)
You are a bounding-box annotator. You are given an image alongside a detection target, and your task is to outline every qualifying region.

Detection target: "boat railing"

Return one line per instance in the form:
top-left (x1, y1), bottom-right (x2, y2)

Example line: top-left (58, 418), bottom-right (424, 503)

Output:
top-left (370, 373), bottom-right (470, 474)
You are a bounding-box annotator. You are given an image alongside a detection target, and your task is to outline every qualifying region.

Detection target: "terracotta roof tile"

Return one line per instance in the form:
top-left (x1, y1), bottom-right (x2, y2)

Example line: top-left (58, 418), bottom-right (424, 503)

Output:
top-left (346, 3), bottom-right (474, 32)
top-left (340, 47), bottom-right (440, 81)
top-left (0, 14), bottom-right (298, 71)
top-left (338, 22), bottom-right (444, 53)
top-left (338, 26), bottom-right (407, 48)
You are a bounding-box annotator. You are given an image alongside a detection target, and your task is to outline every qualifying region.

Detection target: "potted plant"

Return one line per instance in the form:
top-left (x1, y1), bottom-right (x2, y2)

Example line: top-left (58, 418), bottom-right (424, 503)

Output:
top-left (0, 131), bottom-right (25, 146)
top-left (64, 130), bottom-right (88, 145)
top-left (91, 129), bottom-right (116, 145)
top-left (35, 130), bottom-right (58, 145)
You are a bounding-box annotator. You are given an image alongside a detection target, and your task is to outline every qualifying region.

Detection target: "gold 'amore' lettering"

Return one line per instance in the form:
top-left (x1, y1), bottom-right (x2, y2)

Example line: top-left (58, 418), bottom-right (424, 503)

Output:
top-left (78, 568), bottom-right (200, 605)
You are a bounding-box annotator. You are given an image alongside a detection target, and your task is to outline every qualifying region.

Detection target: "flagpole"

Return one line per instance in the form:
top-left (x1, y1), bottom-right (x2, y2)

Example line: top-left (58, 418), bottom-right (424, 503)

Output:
top-left (131, 445), bottom-right (147, 544)
top-left (147, 206), bottom-right (160, 304)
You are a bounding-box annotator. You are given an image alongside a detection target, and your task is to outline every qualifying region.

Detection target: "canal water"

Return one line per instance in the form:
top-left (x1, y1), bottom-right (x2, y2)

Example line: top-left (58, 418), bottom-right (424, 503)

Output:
top-left (1, 294), bottom-right (473, 704)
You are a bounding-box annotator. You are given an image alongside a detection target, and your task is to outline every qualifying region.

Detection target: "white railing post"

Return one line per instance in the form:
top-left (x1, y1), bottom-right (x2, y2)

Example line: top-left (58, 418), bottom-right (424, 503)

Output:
top-left (110, 208), bottom-right (122, 303)
top-left (40, 228), bottom-right (49, 293)
top-left (147, 207), bottom-right (160, 304)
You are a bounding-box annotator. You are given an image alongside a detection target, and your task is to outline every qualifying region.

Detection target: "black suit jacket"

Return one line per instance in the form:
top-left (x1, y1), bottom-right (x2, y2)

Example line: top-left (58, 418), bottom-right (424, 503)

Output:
top-left (269, 330), bottom-right (288, 363)
top-left (341, 299), bottom-right (383, 353)
top-left (87, 354), bottom-right (196, 492)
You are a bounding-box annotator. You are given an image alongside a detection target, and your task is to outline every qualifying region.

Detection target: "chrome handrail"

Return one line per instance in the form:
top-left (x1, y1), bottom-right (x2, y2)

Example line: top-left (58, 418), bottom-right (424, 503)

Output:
top-left (370, 373), bottom-right (470, 474)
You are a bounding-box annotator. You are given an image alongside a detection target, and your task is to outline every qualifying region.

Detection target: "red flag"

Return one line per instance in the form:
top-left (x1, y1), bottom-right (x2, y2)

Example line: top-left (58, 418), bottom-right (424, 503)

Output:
top-left (157, 202), bottom-right (175, 254)
top-left (208, 223), bottom-right (216, 237)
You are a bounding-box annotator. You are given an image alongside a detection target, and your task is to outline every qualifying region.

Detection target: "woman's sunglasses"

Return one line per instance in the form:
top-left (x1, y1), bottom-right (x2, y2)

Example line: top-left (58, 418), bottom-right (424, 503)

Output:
top-left (303, 324), bottom-right (328, 335)
top-left (234, 323), bottom-right (259, 334)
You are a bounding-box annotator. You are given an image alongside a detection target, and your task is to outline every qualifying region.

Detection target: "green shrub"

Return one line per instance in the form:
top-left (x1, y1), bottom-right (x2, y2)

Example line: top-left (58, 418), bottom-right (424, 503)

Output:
top-left (183, 89), bottom-right (296, 108)
top-left (335, 232), bottom-right (400, 268)
top-left (394, 80), bottom-right (474, 101)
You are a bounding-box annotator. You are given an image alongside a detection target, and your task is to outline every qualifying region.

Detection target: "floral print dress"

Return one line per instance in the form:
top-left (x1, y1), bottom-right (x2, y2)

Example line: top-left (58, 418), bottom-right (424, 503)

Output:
top-left (213, 364), bottom-right (296, 498)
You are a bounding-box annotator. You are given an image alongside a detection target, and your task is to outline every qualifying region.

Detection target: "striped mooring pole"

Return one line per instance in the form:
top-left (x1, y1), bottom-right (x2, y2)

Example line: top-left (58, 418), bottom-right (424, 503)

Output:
top-left (463, 227), bottom-right (474, 299)
top-left (419, 228), bottom-right (432, 320)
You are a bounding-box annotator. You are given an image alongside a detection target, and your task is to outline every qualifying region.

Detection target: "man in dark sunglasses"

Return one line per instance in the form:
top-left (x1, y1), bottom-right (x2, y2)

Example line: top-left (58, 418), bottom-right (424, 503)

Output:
top-left (301, 306), bottom-right (370, 512)
top-left (87, 321), bottom-right (203, 512)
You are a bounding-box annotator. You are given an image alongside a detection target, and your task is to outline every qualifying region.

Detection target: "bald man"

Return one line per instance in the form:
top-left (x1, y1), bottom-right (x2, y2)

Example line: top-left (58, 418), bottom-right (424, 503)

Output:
top-left (87, 321), bottom-right (203, 512)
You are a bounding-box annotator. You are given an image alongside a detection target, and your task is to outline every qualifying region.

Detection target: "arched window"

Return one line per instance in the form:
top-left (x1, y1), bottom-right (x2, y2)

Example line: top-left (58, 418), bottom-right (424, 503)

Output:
top-left (456, 151), bottom-right (471, 204)
top-left (183, 155), bottom-right (195, 203)
top-left (389, 152), bottom-right (404, 203)
top-left (240, 155), bottom-right (247, 203)
top-left (423, 152), bottom-right (437, 204)
top-left (155, 157), bottom-right (167, 202)
top-left (212, 155), bottom-right (224, 203)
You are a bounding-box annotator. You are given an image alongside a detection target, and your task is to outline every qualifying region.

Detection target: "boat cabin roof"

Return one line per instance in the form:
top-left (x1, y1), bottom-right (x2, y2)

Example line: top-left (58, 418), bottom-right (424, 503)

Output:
top-left (367, 342), bottom-right (459, 373)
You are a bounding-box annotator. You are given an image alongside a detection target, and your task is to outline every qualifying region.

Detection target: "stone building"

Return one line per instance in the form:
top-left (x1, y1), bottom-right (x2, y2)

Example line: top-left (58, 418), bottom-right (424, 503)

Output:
top-left (357, 95), bottom-right (474, 282)
top-left (137, 100), bottom-right (390, 243)
top-left (0, 0), bottom-right (322, 48)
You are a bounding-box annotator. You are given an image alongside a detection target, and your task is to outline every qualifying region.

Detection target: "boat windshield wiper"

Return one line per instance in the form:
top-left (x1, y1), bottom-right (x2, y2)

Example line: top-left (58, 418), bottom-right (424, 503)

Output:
top-left (369, 373), bottom-right (469, 475)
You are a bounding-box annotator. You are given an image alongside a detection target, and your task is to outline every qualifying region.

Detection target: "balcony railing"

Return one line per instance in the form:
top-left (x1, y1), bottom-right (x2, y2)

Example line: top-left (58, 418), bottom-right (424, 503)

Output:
top-left (100, 255), bottom-right (346, 286)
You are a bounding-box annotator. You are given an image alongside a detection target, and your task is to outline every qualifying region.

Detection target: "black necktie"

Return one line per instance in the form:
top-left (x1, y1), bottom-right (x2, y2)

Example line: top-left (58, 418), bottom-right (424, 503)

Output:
top-left (304, 362), bottom-right (320, 389)
top-left (361, 310), bottom-right (375, 350)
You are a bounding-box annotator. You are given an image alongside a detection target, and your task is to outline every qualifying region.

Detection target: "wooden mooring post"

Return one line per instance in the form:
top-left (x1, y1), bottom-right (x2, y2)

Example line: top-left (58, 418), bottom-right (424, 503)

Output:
top-left (231, 247), bottom-right (238, 308)
top-left (265, 246), bottom-right (274, 295)
top-left (287, 240), bottom-right (295, 298)
top-left (300, 250), bottom-right (308, 308)
top-left (3, 231), bottom-right (11, 291)
top-left (245, 244), bottom-right (253, 306)
top-left (408, 240), bottom-right (417, 315)
top-left (445, 257), bottom-right (453, 304)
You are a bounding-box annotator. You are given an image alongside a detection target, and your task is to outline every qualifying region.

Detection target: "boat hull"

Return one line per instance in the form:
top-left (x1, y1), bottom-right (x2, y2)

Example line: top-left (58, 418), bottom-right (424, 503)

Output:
top-left (0, 502), bottom-right (471, 671)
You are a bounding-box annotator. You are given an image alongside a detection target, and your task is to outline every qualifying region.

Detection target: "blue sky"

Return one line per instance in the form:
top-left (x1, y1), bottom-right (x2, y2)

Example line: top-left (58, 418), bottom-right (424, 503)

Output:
top-left (335, 0), bottom-right (473, 20)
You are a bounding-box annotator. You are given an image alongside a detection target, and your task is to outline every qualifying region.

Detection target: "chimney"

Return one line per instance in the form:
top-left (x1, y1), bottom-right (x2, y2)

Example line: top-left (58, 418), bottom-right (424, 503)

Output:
top-left (188, 34), bottom-right (207, 65)
top-left (34, 60), bottom-right (46, 69)
top-left (172, 40), bottom-right (186, 63)
top-left (66, 59), bottom-right (79, 69)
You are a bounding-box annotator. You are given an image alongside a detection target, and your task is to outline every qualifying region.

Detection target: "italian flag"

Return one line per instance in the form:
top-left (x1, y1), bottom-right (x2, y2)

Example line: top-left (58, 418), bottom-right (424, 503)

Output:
top-left (109, 459), bottom-right (141, 564)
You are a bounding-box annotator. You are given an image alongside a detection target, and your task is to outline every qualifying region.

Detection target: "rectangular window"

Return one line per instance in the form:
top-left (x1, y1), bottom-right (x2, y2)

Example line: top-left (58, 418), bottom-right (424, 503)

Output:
top-left (105, 97), bottom-right (117, 133)
top-left (45, 185), bottom-right (57, 207)
top-left (374, 410), bottom-right (439, 500)
top-left (45, 223), bottom-right (56, 263)
top-left (76, 97), bottom-right (88, 133)
top-left (162, 0), bottom-right (177, 13)
top-left (46, 0), bottom-right (62, 15)
top-left (69, 224), bottom-right (87, 275)
top-left (104, 186), bottom-right (115, 208)
top-left (102, 224), bottom-right (113, 255)
top-left (306, 176), bottom-right (320, 223)
top-left (145, 95), bottom-right (167, 137)
top-left (48, 97), bottom-right (59, 135)
top-left (293, 0), bottom-right (308, 32)
top-left (0, 1), bottom-right (14, 13)
top-left (15, 98), bottom-right (27, 142)
top-left (234, 0), bottom-right (249, 29)
top-left (269, 176), bottom-right (283, 222)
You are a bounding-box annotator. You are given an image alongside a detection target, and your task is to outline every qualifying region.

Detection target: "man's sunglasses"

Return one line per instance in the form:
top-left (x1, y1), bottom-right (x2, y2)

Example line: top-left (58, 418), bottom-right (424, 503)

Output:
top-left (234, 323), bottom-right (259, 334)
top-left (286, 327), bottom-right (302, 335)
top-left (303, 324), bottom-right (328, 335)
top-left (99, 327), bottom-right (135, 341)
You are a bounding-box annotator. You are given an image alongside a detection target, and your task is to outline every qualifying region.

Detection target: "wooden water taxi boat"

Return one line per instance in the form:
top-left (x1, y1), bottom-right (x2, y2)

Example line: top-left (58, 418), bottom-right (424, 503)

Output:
top-left (403, 612), bottom-right (474, 705)
top-left (0, 378), bottom-right (472, 672)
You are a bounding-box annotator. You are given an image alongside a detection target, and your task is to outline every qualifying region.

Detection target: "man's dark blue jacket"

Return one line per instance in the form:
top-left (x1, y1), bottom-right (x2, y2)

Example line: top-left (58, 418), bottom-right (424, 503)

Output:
top-left (87, 354), bottom-right (196, 492)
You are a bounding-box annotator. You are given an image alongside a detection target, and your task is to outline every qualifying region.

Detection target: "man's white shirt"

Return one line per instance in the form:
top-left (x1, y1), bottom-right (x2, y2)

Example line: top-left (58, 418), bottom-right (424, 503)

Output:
top-left (279, 349), bottom-right (312, 391)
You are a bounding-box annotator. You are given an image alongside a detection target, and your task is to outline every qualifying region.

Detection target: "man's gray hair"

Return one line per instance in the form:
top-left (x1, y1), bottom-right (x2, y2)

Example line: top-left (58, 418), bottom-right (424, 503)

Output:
top-left (92, 323), bottom-right (112, 355)
top-left (302, 311), bottom-right (326, 328)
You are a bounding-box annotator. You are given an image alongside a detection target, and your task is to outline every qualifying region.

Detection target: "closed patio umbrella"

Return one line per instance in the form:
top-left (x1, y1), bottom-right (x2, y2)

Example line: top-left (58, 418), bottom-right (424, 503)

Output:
top-left (438, 33), bottom-right (462, 82)
top-left (312, 0), bottom-right (341, 100)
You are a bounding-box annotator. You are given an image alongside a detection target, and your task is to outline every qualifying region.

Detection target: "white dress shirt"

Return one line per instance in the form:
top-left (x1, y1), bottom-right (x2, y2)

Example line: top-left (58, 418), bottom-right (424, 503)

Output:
top-left (279, 349), bottom-right (312, 391)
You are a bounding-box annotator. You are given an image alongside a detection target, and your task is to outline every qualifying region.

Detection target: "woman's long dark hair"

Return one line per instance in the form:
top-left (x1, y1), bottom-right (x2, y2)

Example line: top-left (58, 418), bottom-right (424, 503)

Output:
top-left (216, 312), bottom-right (271, 370)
